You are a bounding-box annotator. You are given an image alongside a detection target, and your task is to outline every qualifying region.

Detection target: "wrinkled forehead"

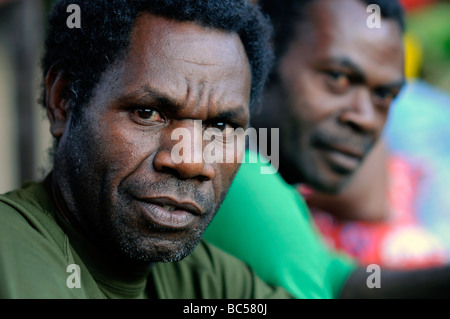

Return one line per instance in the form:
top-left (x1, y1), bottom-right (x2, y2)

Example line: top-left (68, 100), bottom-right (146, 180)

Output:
top-left (112, 13), bottom-right (252, 115)
top-left (128, 13), bottom-right (249, 69)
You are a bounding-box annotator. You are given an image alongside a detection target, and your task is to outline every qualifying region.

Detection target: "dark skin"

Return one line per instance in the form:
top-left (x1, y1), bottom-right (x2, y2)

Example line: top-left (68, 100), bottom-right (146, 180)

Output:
top-left (255, 0), bottom-right (404, 193)
top-left (45, 13), bottom-right (251, 275)
top-left (255, 0), bottom-right (450, 298)
top-left (303, 139), bottom-right (390, 222)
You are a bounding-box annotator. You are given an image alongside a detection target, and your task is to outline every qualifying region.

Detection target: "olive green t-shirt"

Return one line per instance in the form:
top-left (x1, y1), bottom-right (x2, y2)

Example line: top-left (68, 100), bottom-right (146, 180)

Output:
top-left (0, 180), bottom-right (292, 299)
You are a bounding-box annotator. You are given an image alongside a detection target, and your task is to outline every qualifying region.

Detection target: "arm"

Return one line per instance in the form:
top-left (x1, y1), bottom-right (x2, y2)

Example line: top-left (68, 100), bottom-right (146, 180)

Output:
top-left (340, 265), bottom-right (450, 298)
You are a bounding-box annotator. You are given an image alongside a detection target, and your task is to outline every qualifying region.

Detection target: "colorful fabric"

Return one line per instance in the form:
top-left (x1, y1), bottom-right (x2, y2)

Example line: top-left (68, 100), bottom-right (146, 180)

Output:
top-left (386, 80), bottom-right (450, 251)
top-left (306, 154), bottom-right (448, 269)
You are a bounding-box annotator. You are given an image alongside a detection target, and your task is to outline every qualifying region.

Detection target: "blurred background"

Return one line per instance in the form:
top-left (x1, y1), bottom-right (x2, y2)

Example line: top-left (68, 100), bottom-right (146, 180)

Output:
top-left (0, 0), bottom-right (54, 193)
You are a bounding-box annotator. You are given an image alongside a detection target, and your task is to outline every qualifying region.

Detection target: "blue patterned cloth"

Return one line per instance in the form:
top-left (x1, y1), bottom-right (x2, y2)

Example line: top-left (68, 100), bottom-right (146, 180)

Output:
top-left (384, 80), bottom-right (450, 249)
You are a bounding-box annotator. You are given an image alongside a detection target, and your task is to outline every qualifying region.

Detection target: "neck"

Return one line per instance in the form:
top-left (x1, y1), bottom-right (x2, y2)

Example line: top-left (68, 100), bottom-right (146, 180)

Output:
top-left (276, 152), bottom-right (304, 185)
top-left (44, 172), bottom-right (155, 281)
top-left (46, 172), bottom-right (83, 234)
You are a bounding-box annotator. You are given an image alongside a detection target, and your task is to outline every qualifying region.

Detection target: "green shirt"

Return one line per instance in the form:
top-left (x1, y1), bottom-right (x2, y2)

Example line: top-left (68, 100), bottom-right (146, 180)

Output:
top-left (0, 179), bottom-right (292, 299)
top-left (204, 150), bottom-right (358, 299)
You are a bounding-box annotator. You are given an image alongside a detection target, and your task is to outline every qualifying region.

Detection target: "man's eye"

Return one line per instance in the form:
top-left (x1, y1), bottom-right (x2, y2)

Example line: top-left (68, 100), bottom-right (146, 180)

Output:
top-left (372, 88), bottom-right (399, 110)
top-left (211, 122), bottom-right (234, 132)
top-left (204, 122), bottom-right (239, 144)
top-left (324, 70), bottom-right (350, 93)
top-left (131, 108), bottom-right (165, 124)
top-left (204, 122), bottom-right (237, 143)
top-left (373, 88), bottom-right (396, 101)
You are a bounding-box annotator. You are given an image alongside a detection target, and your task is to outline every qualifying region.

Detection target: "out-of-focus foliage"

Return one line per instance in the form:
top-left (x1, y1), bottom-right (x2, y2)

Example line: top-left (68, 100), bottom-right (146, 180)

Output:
top-left (406, 2), bottom-right (450, 92)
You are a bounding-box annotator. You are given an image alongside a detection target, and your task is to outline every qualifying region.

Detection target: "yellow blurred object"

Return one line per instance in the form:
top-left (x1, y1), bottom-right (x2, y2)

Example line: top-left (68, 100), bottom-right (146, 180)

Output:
top-left (404, 32), bottom-right (423, 79)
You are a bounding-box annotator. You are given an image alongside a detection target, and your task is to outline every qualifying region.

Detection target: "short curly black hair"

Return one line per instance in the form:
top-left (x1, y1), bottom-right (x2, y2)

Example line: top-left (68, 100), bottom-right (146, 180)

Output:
top-left (41, 0), bottom-right (274, 119)
top-left (259, 0), bottom-right (405, 80)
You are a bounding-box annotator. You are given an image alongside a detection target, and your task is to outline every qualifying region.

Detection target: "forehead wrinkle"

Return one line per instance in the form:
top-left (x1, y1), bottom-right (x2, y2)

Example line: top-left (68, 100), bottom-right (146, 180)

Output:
top-left (124, 13), bottom-right (250, 122)
top-left (161, 53), bottom-right (218, 67)
top-left (184, 80), bottom-right (248, 121)
top-left (210, 85), bottom-right (249, 120)
top-left (155, 22), bottom-right (240, 69)
top-left (182, 78), bottom-right (196, 114)
top-left (198, 81), bottom-right (213, 118)
top-left (176, 80), bottom-right (210, 120)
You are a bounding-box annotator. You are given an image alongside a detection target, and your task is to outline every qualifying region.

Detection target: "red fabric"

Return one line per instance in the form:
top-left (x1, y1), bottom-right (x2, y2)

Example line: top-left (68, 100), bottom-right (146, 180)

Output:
top-left (400, 0), bottom-right (437, 12)
top-left (302, 155), bottom-right (448, 269)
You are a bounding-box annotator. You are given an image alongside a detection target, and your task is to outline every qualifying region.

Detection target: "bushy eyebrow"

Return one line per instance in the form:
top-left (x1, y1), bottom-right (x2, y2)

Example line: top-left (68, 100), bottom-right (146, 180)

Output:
top-left (204, 110), bottom-right (249, 128)
top-left (117, 86), bottom-right (249, 124)
top-left (320, 56), bottom-right (367, 83)
top-left (117, 87), bottom-right (182, 111)
top-left (320, 56), bottom-right (406, 89)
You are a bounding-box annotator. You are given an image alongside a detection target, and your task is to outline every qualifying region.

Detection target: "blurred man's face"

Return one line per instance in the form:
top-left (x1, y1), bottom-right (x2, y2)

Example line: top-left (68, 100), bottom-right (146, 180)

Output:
top-left (51, 13), bottom-right (251, 265)
top-left (276, 0), bottom-right (404, 193)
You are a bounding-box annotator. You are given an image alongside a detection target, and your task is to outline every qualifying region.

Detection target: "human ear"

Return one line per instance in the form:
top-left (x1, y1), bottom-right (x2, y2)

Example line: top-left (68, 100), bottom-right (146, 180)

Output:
top-left (45, 67), bottom-right (71, 138)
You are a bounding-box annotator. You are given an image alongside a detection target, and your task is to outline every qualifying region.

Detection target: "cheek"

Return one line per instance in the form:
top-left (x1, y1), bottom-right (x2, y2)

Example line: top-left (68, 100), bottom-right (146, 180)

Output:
top-left (93, 122), bottom-right (161, 178)
top-left (296, 90), bottom-right (335, 121)
top-left (288, 70), bottom-right (345, 125)
top-left (378, 108), bottom-right (390, 127)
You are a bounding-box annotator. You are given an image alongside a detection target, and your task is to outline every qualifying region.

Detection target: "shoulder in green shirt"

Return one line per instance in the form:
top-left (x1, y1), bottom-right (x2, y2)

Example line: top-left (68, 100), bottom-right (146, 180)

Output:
top-left (0, 179), bottom-right (292, 299)
top-left (204, 150), bottom-right (358, 299)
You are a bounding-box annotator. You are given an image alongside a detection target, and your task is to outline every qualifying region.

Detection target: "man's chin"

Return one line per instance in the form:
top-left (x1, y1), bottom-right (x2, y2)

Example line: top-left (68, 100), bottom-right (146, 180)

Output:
top-left (115, 234), bottom-right (204, 264)
top-left (302, 168), bottom-right (354, 194)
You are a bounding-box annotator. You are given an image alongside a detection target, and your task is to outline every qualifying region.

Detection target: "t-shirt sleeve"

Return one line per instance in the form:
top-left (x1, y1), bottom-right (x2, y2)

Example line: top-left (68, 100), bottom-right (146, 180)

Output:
top-left (0, 201), bottom-right (81, 298)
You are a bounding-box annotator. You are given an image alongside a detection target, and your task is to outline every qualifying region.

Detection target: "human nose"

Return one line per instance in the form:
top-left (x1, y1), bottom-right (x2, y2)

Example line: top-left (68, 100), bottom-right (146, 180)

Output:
top-left (339, 87), bottom-right (378, 134)
top-left (153, 120), bottom-right (215, 181)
